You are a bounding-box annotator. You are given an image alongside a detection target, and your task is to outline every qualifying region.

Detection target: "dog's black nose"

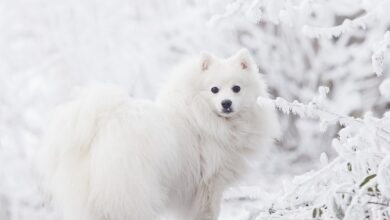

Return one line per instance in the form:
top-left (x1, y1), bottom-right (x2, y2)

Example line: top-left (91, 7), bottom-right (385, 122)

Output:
top-left (221, 100), bottom-right (232, 109)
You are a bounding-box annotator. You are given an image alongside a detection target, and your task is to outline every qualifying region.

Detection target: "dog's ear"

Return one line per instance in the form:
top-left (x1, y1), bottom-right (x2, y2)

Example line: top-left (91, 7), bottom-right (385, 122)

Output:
top-left (200, 51), bottom-right (213, 71)
top-left (234, 48), bottom-right (254, 70)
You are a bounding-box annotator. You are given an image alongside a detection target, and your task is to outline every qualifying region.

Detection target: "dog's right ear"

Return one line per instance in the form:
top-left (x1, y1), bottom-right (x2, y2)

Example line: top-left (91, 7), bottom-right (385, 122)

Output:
top-left (234, 48), bottom-right (255, 71)
top-left (200, 51), bottom-right (213, 71)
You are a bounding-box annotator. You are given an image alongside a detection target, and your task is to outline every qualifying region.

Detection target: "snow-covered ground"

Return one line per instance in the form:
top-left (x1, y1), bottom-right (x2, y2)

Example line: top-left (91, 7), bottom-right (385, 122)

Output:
top-left (1, 0), bottom-right (390, 219)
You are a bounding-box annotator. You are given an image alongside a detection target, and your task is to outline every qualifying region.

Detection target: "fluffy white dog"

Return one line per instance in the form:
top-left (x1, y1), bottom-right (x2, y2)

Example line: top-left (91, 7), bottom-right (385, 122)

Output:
top-left (36, 49), bottom-right (279, 220)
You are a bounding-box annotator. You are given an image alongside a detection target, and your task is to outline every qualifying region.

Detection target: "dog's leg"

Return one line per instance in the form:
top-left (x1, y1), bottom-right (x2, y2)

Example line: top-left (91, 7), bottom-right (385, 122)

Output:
top-left (190, 180), bottom-right (224, 220)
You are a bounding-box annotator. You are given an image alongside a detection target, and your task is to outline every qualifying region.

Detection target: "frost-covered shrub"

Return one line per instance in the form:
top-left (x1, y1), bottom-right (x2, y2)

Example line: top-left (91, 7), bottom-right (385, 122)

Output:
top-left (210, 0), bottom-right (390, 170)
top-left (256, 87), bottom-right (390, 219)
top-left (213, 0), bottom-right (390, 219)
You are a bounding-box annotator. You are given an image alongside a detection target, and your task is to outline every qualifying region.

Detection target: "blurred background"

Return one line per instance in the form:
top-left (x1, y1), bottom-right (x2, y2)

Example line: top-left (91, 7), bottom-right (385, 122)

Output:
top-left (0, 0), bottom-right (389, 219)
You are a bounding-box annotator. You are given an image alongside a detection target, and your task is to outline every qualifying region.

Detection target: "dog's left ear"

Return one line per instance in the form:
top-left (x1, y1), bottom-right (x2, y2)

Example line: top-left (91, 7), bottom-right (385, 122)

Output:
top-left (200, 51), bottom-right (214, 71)
top-left (233, 48), bottom-right (254, 70)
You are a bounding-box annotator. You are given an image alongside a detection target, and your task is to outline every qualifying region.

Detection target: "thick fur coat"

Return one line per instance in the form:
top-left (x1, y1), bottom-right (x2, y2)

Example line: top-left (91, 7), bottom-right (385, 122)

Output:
top-left (36, 49), bottom-right (280, 220)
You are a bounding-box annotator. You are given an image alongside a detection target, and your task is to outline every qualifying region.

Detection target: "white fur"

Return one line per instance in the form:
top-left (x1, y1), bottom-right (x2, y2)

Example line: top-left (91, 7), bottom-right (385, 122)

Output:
top-left (36, 49), bottom-right (280, 220)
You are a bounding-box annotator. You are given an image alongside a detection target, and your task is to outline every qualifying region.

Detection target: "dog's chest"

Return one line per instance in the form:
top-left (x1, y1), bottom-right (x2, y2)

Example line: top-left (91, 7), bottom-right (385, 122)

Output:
top-left (198, 123), bottom-right (254, 183)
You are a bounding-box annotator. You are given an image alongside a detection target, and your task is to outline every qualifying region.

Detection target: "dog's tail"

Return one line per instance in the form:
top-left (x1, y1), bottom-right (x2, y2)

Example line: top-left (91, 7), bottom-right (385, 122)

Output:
top-left (43, 84), bottom-right (128, 155)
top-left (35, 84), bottom-right (129, 213)
top-left (67, 85), bottom-right (128, 153)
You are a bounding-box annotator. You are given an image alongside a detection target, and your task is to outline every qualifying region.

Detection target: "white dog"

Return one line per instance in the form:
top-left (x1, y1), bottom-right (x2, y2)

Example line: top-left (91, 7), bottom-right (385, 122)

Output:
top-left (36, 49), bottom-right (279, 220)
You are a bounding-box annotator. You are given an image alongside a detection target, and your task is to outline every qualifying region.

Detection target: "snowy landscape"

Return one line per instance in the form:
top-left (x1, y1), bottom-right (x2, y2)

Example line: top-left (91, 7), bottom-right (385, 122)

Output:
top-left (1, 0), bottom-right (390, 219)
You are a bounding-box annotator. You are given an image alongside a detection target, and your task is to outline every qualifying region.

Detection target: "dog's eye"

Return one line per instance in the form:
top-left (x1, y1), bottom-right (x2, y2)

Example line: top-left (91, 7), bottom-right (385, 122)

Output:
top-left (211, 87), bottom-right (219, 94)
top-left (232, 85), bottom-right (241, 93)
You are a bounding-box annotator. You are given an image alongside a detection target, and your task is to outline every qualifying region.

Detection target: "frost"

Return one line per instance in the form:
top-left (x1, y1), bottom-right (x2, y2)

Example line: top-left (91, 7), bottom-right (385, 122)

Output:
top-left (320, 152), bottom-right (329, 166)
top-left (302, 14), bottom-right (375, 39)
top-left (380, 78), bottom-right (390, 98)
top-left (256, 94), bottom-right (390, 219)
top-left (208, 0), bottom-right (245, 26)
top-left (372, 31), bottom-right (390, 76)
top-left (377, 155), bottom-right (390, 198)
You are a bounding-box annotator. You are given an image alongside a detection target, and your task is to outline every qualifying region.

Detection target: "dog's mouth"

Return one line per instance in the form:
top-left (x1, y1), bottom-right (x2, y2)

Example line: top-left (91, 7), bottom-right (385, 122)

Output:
top-left (218, 108), bottom-right (235, 118)
top-left (222, 107), bottom-right (233, 114)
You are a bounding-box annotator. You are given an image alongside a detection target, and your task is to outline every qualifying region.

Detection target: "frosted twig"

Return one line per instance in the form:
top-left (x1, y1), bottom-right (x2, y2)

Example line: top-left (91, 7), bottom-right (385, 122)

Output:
top-left (343, 179), bottom-right (377, 220)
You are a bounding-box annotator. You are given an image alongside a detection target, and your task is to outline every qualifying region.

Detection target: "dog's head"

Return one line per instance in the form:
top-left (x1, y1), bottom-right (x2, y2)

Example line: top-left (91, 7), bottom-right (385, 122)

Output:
top-left (197, 49), bottom-right (266, 119)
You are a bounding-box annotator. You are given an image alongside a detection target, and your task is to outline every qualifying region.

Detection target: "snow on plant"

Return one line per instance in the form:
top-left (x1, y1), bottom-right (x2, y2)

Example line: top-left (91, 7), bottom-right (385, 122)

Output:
top-left (380, 79), bottom-right (390, 98)
top-left (206, 0), bottom-right (390, 218)
top-left (372, 31), bottom-right (390, 77)
top-left (210, 0), bottom-right (390, 170)
top-left (256, 88), bottom-right (390, 219)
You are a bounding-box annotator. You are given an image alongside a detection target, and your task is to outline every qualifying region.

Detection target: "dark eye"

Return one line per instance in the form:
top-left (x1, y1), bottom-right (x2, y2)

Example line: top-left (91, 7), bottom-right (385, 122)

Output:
top-left (232, 85), bottom-right (241, 93)
top-left (211, 87), bottom-right (219, 94)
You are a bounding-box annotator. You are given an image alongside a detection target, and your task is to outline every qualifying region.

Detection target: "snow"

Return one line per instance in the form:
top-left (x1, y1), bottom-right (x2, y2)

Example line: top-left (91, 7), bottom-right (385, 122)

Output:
top-left (1, 0), bottom-right (390, 219)
top-left (372, 31), bottom-right (390, 76)
top-left (380, 78), bottom-right (390, 98)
